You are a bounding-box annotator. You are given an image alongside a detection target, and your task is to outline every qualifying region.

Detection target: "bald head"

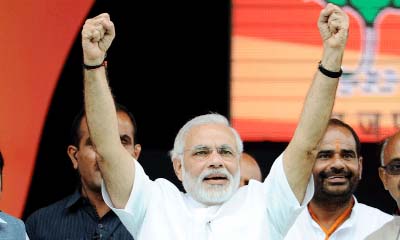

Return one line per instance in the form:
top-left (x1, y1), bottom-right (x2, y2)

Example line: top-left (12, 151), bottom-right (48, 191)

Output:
top-left (381, 132), bottom-right (400, 166)
top-left (240, 152), bottom-right (262, 187)
top-left (379, 131), bottom-right (400, 208)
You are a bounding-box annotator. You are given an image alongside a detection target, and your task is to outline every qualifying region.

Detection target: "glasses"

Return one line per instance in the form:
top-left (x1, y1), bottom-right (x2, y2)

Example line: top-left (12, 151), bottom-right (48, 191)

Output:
top-left (381, 160), bottom-right (400, 175)
top-left (184, 145), bottom-right (238, 161)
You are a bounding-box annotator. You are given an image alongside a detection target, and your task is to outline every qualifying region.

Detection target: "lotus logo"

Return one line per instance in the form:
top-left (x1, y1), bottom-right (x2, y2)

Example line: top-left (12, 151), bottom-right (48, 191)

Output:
top-left (312, 0), bottom-right (400, 96)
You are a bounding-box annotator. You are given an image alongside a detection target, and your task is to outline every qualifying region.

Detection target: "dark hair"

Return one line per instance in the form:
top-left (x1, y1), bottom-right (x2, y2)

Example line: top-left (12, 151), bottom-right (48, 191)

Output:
top-left (70, 103), bottom-right (138, 147)
top-left (328, 118), bottom-right (361, 156)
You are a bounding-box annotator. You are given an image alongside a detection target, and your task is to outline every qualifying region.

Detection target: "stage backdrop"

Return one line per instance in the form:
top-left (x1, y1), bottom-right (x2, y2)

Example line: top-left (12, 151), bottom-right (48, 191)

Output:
top-left (0, 0), bottom-right (93, 217)
top-left (231, 0), bottom-right (400, 142)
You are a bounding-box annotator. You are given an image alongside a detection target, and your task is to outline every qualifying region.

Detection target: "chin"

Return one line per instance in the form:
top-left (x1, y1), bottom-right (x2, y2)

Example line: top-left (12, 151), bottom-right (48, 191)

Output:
top-left (189, 184), bottom-right (235, 205)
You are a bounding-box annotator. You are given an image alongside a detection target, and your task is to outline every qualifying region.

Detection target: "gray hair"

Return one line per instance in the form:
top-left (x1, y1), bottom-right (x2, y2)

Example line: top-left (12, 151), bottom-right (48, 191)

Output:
top-left (169, 113), bottom-right (243, 162)
top-left (380, 138), bottom-right (389, 166)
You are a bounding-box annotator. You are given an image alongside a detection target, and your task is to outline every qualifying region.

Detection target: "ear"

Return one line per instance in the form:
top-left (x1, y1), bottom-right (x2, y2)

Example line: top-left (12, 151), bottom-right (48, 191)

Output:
top-left (133, 144), bottom-right (142, 159)
top-left (67, 145), bottom-right (79, 170)
top-left (358, 156), bottom-right (363, 180)
top-left (172, 157), bottom-right (183, 182)
top-left (378, 167), bottom-right (389, 190)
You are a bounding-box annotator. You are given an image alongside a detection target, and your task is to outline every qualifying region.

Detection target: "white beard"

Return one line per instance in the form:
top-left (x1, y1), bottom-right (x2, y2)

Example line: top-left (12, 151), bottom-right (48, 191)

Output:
top-left (182, 164), bottom-right (240, 206)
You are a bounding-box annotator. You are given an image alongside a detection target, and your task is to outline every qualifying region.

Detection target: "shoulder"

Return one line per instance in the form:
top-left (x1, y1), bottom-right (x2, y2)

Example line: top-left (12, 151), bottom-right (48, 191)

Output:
top-left (0, 212), bottom-right (24, 226)
top-left (355, 202), bottom-right (393, 220)
top-left (356, 202), bottom-right (391, 215)
top-left (366, 218), bottom-right (399, 239)
top-left (25, 195), bottom-right (74, 223)
top-left (153, 178), bottom-right (182, 195)
top-left (0, 211), bottom-right (26, 234)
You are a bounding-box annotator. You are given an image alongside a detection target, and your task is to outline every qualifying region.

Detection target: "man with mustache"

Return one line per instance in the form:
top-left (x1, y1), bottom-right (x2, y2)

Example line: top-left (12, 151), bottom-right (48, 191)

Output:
top-left (366, 131), bottom-right (400, 239)
top-left (25, 104), bottom-right (139, 239)
top-left (81, 3), bottom-right (349, 239)
top-left (285, 118), bottom-right (392, 240)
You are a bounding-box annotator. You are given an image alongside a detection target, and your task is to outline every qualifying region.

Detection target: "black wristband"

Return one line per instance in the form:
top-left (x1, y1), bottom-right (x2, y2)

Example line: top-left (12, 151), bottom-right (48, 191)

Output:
top-left (318, 61), bottom-right (342, 78)
top-left (83, 60), bottom-right (107, 70)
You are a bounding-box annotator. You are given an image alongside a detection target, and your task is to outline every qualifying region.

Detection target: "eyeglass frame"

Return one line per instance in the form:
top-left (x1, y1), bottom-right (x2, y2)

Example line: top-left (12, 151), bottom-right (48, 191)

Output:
top-left (381, 159), bottom-right (400, 175)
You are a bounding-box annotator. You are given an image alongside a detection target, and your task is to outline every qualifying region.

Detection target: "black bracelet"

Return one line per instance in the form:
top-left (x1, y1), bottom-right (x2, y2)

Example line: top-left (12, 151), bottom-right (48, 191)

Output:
top-left (318, 61), bottom-right (342, 78)
top-left (83, 60), bottom-right (107, 70)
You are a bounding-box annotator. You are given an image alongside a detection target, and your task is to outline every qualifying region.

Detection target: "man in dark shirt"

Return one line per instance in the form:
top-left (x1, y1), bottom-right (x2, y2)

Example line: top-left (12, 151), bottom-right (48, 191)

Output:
top-left (25, 104), bottom-right (141, 239)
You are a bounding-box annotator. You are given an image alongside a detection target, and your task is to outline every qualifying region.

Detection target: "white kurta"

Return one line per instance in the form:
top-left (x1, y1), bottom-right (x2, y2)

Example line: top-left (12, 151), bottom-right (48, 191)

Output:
top-left (284, 197), bottom-right (393, 240)
top-left (103, 153), bottom-right (314, 240)
top-left (365, 216), bottom-right (400, 240)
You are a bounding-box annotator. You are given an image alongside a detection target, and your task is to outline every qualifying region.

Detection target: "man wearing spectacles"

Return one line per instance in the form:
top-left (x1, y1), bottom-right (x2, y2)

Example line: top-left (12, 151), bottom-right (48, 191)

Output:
top-left (285, 118), bottom-right (392, 240)
top-left (82, 3), bottom-right (350, 239)
top-left (366, 131), bottom-right (400, 239)
top-left (25, 104), bottom-right (138, 240)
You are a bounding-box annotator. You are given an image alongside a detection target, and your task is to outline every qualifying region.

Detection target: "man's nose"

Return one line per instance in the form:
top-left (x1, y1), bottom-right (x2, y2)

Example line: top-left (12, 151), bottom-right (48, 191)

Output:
top-left (330, 153), bottom-right (345, 170)
top-left (208, 150), bottom-right (224, 168)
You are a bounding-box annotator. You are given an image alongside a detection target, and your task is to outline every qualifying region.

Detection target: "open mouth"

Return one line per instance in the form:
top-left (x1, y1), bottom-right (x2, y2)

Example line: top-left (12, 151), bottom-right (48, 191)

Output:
top-left (326, 175), bottom-right (348, 184)
top-left (203, 174), bottom-right (228, 184)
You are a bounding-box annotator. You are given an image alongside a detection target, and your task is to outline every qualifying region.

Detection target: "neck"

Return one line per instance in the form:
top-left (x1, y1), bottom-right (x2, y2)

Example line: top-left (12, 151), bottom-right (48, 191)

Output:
top-left (309, 196), bottom-right (354, 230)
top-left (81, 186), bottom-right (110, 218)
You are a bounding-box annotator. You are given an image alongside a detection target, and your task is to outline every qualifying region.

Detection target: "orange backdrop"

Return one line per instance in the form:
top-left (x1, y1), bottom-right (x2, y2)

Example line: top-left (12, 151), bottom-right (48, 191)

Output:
top-left (231, 0), bottom-right (400, 142)
top-left (0, 0), bottom-right (93, 217)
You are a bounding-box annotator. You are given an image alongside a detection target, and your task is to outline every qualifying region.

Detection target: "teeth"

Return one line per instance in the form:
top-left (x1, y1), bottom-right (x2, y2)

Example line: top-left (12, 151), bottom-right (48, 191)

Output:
top-left (328, 176), bottom-right (345, 179)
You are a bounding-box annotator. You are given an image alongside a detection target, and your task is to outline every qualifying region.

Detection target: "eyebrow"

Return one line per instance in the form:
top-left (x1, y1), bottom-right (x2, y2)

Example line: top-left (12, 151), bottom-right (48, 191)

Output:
top-left (317, 149), bottom-right (356, 155)
top-left (190, 144), bottom-right (234, 151)
top-left (317, 150), bottom-right (334, 155)
top-left (388, 158), bottom-right (400, 165)
top-left (191, 145), bottom-right (208, 151)
top-left (120, 134), bottom-right (132, 141)
top-left (341, 149), bottom-right (356, 155)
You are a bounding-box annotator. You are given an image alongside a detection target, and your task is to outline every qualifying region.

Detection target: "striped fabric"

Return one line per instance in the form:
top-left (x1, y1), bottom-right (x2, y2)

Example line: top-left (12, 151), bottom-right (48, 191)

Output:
top-left (25, 189), bottom-right (133, 240)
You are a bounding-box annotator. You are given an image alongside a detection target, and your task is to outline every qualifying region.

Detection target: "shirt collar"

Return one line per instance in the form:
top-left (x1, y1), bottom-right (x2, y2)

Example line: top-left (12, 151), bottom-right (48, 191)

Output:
top-left (331, 195), bottom-right (358, 229)
top-left (65, 188), bottom-right (86, 209)
top-left (308, 195), bottom-right (358, 230)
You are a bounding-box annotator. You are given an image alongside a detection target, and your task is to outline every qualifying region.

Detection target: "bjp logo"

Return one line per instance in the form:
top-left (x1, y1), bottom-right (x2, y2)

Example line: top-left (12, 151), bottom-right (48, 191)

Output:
top-left (318, 0), bottom-right (400, 96)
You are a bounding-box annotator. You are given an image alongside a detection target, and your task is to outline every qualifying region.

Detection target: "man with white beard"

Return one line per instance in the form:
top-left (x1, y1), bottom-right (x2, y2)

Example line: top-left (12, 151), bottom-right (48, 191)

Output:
top-left (81, 3), bottom-right (349, 239)
top-left (179, 142), bottom-right (241, 204)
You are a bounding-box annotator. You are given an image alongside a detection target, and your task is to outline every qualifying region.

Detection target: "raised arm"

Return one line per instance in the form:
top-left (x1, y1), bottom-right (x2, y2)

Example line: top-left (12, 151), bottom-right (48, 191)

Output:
top-left (283, 4), bottom-right (349, 203)
top-left (82, 13), bottom-right (135, 208)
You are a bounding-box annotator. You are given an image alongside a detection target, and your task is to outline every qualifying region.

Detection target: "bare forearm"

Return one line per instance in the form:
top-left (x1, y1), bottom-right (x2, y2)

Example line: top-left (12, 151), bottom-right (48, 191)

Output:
top-left (81, 13), bottom-right (135, 208)
top-left (284, 64), bottom-right (339, 202)
top-left (283, 3), bottom-right (348, 203)
top-left (294, 47), bottom-right (343, 148)
top-left (84, 68), bottom-right (134, 208)
top-left (84, 68), bottom-right (119, 153)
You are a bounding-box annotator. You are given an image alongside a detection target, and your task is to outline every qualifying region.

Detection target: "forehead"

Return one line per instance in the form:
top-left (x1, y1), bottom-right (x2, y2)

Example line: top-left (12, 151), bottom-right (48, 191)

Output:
top-left (115, 111), bottom-right (135, 135)
top-left (185, 123), bottom-right (237, 148)
top-left (384, 135), bottom-right (400, 165)
top-left (318, 126), bottom-right (356, 150)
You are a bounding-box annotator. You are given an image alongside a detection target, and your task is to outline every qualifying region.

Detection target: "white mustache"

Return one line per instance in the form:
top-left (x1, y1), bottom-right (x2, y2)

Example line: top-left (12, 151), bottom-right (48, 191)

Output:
top-left (200, 168), bottom-right (231, 182)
